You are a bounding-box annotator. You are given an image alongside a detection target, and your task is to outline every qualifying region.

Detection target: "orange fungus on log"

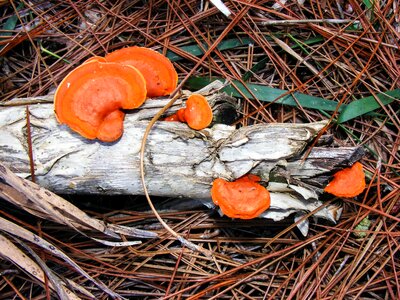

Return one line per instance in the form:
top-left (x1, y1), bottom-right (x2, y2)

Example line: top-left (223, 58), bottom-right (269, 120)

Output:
top-left (105, 46), bottom-right (178, 97)
top-left (324, 162), bottom-right (366, 197)
top-left (163, 94), bottom-right (212, 130)
top-left (184, 94), bottom-right (213, 130)
top-left (211, 175), bottom-right (270, 219)
top-left (96, 110), bottom-right (125, 143)
top-left (54, 60), bottom-right (147, 142)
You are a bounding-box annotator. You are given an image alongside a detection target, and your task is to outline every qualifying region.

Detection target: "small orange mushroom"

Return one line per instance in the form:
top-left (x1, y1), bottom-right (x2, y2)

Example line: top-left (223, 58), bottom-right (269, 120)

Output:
top-left (105, 46), bottom-right (178, 97)
top-left (324, 162), bottom-right (366, 197)
top-left (54, 60), bottom-right (147, 142)
top-left (211, 175), bottom-right (271, 219)
top-left (164, 94), bottom-right (213, 130)
top-left (184, 94), bottom-right (213, 130)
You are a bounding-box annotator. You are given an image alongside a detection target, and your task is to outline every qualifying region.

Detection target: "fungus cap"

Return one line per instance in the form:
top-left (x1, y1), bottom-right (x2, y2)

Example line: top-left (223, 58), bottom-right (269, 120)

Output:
top-left (105, 46), bottom-right (178, 97)
top-left (54, 60), bottom-right (147, 142)
top-left (324, 162), bottom-right (366, 197)
top-left (211, 175), bottom-right (270, 219)
top-left (184, 94), bottom-right (213, 130)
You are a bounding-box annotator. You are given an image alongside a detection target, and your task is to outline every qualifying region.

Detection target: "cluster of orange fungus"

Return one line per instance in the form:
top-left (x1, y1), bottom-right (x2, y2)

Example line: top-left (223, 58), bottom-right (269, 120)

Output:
top-left (105, 46), bottom-right (178, 97)
top-left (55, 46), bottom-right (178, 142)
top-left (324, 162), bottom-right (366, 197)
top-left (164, 94), bottom-right (213, 130)
top-left (54, 60), bottom-right (147, 142)
top-left (211, 175), bottom-right (271, 219)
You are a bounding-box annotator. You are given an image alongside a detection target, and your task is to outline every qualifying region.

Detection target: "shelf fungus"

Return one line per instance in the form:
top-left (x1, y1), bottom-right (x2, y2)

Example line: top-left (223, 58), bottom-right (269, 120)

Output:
top-left (54, 46), bottom-right (180, 142)
top-left (164, 94), bottom-right (213, 130)
top-left (324, 162), bottom-right (366, 198)
top-left (54, 60), bottom-right (147, 142)
top-left (211, 175), bottom-right (271, 219)
top-left (105, 46), bottom-right (178, 97)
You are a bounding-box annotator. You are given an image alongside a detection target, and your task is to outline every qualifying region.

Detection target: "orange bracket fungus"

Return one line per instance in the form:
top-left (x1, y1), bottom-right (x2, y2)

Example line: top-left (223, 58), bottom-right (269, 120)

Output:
top-left (184, 94), bottom-right (213, 130)
top-left (105, 46), bottom-right (178, 97)
top-left (211, 175), bottom-right (271, 219)
top-left (324, 162), bottom-right (366, 197)
top-left (54, 60), bottom-right (147, 142)
top-left (164, 94), bottom-right (213, 130)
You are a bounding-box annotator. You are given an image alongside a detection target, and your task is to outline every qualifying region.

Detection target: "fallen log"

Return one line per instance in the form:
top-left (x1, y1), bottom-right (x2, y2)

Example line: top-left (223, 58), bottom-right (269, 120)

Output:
top-left (0, 88), bottom-right (364, 223)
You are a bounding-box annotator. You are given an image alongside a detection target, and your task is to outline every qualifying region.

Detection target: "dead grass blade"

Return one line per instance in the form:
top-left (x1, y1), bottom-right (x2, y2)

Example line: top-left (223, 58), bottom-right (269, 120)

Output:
top-left (0, 215), bottom-right (122, 299)
top-left (0, 233), bottom-right (85, 299)
top-left (0, 162), bottom-right (156, 240)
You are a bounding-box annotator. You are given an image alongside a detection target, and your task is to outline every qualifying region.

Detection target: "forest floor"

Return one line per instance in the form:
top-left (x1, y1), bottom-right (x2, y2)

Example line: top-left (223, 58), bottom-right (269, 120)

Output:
top-left (0, 1), bottom-right (399, 299)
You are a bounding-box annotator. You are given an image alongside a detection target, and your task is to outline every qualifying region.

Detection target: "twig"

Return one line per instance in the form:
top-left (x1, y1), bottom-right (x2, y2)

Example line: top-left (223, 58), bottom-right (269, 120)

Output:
top-left (139, 5), bottom-right (251, 257)
top-left (25, 106), bottom-right (35, 183)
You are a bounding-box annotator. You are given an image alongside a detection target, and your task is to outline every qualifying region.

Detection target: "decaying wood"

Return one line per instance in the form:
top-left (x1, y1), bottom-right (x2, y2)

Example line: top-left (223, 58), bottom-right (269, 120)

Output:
top-left (0, 89), bottom-right (364, 223)
top-left (0, 102), bottom-right (359, 197)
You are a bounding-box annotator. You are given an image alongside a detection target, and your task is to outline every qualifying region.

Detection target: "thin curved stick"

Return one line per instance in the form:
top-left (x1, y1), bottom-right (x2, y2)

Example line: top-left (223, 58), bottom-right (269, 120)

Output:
top-left (139, 93), bottom-right (211, 257)
top-left (138, 8), bottom-right (249, 257)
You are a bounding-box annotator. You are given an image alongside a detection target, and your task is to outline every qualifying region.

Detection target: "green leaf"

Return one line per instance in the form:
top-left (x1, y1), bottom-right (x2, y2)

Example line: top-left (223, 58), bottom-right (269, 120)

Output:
top-left (337, 89), bottom-right (400, 123)
top-left (40, 44), bottom-right (71, 64)
top-left (1, 3), bottom-right (24, 36)
top-left (186, 77), bottom-right (399, 123)
top-left (186, 77), bottom-right (344, 112)
top-left (241, 57), bottom-right (268, 81)
top-left (363, 0), bottom-right (374, 9)
top-left (166, 37), bottom-right (254, 62)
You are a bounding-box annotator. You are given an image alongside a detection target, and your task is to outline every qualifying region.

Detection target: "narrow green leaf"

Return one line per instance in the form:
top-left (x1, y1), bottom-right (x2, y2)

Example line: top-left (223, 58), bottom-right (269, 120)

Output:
top-left (186, 77), bottom-right (399, 123)
top-left (337, 90), bottom-right (400, 123)
top-left (186, 76), bottom-right (344, 112)
top-left (289, 35), bottom-right (325, 50)
top-left (363, 0), bottom-right (373, 9)
top-left (1, 3), bottom-right (24, 36)
top-left (40, 44), bottom-right (71, 64)
top-left (166, 37), bottom-right (254, 62)
top-left (242, 57), bottom-right (268, 81)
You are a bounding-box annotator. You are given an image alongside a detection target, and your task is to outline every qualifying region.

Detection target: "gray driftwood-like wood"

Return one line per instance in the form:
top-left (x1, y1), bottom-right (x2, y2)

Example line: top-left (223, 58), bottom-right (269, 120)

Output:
top-left (0, 91), bottom-right (364, 223)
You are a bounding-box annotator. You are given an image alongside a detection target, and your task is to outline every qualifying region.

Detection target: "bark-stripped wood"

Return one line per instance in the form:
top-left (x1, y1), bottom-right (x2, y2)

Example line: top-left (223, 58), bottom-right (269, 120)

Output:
top-left (0, 91), bottom-right (364, 222)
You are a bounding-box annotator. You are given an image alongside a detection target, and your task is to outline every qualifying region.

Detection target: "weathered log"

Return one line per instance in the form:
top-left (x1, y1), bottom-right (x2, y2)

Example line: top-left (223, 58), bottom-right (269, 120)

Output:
top-left (0, 102), bottom-right (357, 195)
top-left (0, 89), bottom-right (363, 222)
